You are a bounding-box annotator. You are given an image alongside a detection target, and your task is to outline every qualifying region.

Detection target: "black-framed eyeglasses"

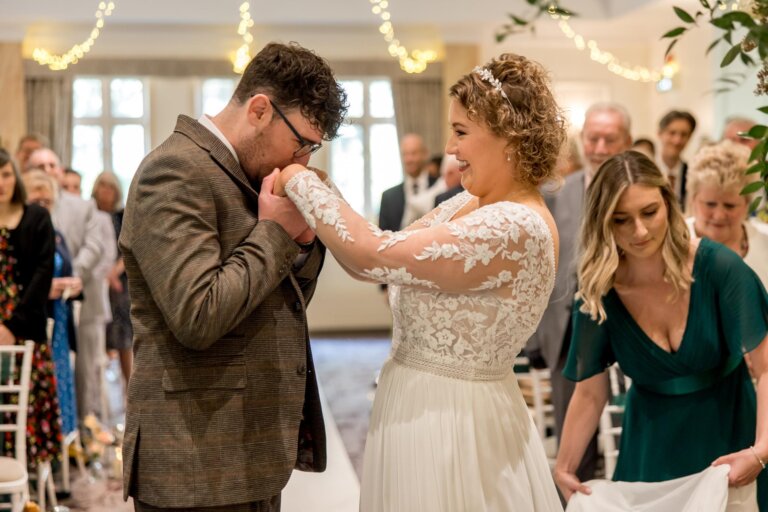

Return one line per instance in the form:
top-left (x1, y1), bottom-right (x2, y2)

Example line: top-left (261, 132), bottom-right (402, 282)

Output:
top-left (270, 100), bottom-right (322, 158)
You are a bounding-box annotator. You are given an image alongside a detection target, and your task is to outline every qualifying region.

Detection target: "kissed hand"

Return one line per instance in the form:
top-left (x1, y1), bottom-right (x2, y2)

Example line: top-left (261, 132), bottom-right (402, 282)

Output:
top-left (259, 169), bottom-right (311, 240)
top-left (274, 165), bottom-right (329, 198)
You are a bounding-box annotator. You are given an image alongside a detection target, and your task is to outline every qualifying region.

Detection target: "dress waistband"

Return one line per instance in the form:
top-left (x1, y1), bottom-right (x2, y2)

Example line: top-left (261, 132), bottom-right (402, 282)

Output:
top-left (392, 350), bottom-right (511, 382)
top-left (634, 354), bottom-right (744, 396)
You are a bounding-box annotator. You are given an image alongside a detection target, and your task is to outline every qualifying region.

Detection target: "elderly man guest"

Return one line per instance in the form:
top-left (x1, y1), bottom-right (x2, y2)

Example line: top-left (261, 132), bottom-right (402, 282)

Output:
top-left (120, 42), bottom-right (347, 512)
top-left (526, 101), bottom-right (633, 484)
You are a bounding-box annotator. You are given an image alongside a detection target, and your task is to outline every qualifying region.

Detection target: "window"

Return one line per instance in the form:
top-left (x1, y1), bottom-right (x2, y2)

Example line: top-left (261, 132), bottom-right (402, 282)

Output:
top-left (331, 78), bottom-right (401, 218)
top-left (199, 78), bottom-right (237, 117)
top-left (72, 77), bottom-right (150, 199)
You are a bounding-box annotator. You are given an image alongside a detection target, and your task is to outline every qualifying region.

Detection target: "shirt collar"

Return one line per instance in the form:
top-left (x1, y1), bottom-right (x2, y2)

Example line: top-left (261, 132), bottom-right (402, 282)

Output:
top-left (198, 114), bottom-right (239, 164)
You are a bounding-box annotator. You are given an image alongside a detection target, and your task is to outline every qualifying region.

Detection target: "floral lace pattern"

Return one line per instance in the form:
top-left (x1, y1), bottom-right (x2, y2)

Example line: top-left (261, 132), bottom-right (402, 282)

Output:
top-left (285, 171), bottom-right (556, 380)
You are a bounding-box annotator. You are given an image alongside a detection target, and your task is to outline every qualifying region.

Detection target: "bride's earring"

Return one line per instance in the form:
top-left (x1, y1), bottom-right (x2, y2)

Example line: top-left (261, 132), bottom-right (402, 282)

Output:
top-left (506, 153), bottom-right (511, 162)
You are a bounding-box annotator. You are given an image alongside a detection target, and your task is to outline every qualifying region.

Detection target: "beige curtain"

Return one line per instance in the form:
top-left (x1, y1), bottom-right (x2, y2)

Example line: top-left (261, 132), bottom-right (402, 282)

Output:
top-left (0, 43), bottom-right (26, 153)
top-left (25, 76), bottom-right (73, 165)
top-left (391, 78), bottom-right (444, 156)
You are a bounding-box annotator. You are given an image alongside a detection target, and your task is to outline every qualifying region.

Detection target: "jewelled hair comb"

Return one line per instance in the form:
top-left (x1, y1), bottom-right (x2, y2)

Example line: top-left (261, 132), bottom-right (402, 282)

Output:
top-left (473, 66), bottom-right (513, 108)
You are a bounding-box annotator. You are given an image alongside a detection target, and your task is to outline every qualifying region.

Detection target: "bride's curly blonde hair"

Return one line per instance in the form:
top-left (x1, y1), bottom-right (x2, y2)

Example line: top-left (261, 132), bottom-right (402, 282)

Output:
top-left (577, 151), bottom-right (692, 323)
top-left (449, 53), bottom-right (566, 187)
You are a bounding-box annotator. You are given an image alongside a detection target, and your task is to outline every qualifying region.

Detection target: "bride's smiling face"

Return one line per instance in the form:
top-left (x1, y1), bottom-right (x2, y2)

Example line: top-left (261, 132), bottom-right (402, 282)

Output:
top-left (445, 99), bottom-right (513, 202)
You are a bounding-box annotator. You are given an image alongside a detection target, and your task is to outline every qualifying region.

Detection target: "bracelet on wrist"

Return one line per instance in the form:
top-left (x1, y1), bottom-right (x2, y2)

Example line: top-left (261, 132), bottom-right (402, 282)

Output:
top-left (750, 445), bottom-right (766, 470)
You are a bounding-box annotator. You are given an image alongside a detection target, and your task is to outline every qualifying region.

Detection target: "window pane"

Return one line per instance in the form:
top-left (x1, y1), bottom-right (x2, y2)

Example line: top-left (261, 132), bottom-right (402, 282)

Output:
top-left (111, 78), bottom-right (144, 118)
top-left (73, 78), bottom-right (103, 118)
top-left (330, 124), bottom-right (365, 213)
top-left (369, 80), bottom-right (394, 118)
top-left (72, 125), bottom-right (104, 197)
top-left (202, 78), bottom-right (236, 116)
top-left (112, 125), bottom-right (146, 196)
top-left (370, 123), bottom-right (402, 214)
top-left (340, 80), bottom-right (364, 119)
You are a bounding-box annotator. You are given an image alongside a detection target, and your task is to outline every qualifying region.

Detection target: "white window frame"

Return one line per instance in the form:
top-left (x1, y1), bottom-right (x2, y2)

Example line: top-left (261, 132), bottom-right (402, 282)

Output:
top-left (335, 75), bottom-right (398, 219)
top-left (72, 75), bottom-right (151, 173)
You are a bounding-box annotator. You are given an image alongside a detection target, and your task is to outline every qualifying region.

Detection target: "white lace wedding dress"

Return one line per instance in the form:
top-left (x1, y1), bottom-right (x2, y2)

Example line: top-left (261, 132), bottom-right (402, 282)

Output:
top-left (285, 171), bottom-right (564, 512)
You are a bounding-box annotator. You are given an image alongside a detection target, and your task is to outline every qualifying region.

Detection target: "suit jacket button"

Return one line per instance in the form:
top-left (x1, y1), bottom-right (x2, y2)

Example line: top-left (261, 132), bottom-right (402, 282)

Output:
top-left (297, 364), bottom-right (307, 375)
top-left (294, 301), bottom-right (303, 312)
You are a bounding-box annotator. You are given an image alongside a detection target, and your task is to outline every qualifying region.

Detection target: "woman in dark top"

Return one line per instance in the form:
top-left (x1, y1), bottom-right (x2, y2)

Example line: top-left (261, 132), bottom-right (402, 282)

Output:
top-left (0, 148), bottom-right (62, 466)
top-left (555, 151), bottom-right (768, 509)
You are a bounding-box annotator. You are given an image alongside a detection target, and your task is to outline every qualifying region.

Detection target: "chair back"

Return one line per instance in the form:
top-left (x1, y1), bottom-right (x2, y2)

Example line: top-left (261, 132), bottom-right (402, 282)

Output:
top-left (0, 341), bottom-right (35, 468)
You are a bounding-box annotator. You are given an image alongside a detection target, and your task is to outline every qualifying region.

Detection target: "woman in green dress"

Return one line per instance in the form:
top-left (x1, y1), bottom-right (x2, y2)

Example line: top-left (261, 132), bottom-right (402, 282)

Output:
top-left (554, 150), bottom-right (768, 509)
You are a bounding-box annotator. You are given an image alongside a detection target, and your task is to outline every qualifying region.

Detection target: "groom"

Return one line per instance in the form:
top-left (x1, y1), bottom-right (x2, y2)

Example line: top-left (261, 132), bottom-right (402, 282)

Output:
top-left (120, 42), bottom-right (347, 511)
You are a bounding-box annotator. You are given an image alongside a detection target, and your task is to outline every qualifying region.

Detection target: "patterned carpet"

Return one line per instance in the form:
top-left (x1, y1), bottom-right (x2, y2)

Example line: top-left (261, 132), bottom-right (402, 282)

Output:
top-left (310, 334), bottom-right (392, 479)
top-left (49, 335), bottom-right (391, 510)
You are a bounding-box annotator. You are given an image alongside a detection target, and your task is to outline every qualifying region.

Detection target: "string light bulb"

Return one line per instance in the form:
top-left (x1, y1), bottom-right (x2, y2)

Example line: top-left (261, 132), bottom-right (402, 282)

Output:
top-left (553, 15), bottom-right (675, 83)
top-left (32, 1), bottom-right (115, 70)
top-left (369, 0), bottom-right (437, 73)
top-left (232, 2), bottom-right (255, 74)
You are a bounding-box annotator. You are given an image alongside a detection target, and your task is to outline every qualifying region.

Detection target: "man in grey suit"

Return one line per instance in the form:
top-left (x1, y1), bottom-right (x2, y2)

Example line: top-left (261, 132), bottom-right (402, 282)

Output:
top-left (527, 102), bottom-right (632, 481)
top-left (120, 42), bottom-right (347, 511)
top-left (27, 147), bottom-right (111, 421)
top-left (378, 133), bottom-right (441, 231)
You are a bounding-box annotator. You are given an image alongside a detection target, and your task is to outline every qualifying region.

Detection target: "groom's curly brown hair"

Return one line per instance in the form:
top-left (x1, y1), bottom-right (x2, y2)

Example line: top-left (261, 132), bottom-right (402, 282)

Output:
top-left (233, 41), bottom-right (348, 140)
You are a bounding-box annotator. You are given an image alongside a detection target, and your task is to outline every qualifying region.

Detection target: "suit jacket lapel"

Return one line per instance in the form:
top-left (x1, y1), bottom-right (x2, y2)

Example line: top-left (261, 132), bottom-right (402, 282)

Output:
top-left (173, 115), bottom-right (259, 206)
top-left (174, 115), bottom-right (308, 297)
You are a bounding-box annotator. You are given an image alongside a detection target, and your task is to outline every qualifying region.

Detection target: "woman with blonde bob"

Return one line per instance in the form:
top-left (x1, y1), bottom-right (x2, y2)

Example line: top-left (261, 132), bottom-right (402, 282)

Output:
top-left (555, 151), bottom-right (768, 509)
top-left (686, 140), bottom-right (768, 286)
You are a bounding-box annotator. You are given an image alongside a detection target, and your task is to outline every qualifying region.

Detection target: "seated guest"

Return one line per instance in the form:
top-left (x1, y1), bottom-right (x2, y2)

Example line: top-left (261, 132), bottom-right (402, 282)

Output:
top-left (0, 149), bottom-right (62, 466)
top-left (23, 169), bottom-right (81, 436)
top-left (686, 139), bottom-right (768, 286)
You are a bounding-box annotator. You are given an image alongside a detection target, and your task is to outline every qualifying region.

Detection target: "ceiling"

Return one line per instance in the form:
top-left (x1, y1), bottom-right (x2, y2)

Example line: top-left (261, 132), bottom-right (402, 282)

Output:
top-left (2, 0), bottom-right (664, 29)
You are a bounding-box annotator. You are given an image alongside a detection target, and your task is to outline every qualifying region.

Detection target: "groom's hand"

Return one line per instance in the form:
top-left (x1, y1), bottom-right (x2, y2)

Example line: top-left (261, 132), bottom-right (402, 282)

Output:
top-left (259, 169), bottom-right (310, 240)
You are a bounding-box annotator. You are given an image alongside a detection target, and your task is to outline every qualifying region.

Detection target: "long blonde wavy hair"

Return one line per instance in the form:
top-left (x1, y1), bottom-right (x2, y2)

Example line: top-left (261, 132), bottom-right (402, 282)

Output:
top-left (577, 151), bottom-right (692, 323)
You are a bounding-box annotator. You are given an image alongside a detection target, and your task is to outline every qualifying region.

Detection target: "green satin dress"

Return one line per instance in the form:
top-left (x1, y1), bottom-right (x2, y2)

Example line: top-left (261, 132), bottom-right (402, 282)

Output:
top-left (564, 238), bottom-right (768, 510)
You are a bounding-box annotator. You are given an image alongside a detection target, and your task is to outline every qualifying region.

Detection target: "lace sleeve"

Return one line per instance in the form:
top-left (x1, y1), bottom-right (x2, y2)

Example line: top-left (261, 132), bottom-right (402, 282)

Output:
top-left (285, 170), bottom-right (555, 294)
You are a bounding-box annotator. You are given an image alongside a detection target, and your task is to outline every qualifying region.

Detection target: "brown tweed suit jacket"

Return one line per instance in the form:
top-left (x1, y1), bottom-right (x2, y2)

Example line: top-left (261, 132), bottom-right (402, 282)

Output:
top-left (120, 115), bottom-right (326, 508)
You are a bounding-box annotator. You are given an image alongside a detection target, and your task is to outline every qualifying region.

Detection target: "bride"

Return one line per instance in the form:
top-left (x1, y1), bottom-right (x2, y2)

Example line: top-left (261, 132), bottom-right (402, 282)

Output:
top-left (270, 53), bottom-right (565, 511)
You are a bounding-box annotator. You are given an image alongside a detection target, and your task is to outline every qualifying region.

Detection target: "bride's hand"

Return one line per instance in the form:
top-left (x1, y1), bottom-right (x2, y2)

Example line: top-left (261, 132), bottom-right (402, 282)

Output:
top-left (712, 448), bottom-right (764, 487)
top-left (273, 164), bottom-right (307, 197)
top-left (554, 468), bottom-right (591, 501)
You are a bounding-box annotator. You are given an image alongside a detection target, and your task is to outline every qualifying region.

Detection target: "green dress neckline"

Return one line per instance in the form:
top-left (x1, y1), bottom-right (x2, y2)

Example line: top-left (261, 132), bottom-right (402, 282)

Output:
top-left (607, 242), bottom-right (704, 357)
